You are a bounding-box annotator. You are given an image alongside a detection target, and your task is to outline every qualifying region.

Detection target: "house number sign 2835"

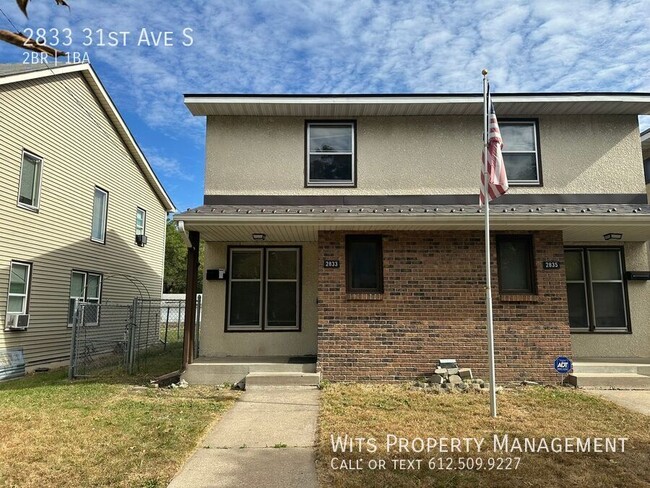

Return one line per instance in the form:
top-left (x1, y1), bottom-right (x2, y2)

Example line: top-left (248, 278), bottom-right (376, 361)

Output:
top-left (324, 260), bottom-right (340, 268)
top-left (543, 261), bottom-right (560, 269)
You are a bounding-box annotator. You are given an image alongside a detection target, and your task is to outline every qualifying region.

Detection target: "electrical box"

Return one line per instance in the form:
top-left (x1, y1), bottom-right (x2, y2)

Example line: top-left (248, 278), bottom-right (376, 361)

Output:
top-left (206, 269), bottom-right (227, 281)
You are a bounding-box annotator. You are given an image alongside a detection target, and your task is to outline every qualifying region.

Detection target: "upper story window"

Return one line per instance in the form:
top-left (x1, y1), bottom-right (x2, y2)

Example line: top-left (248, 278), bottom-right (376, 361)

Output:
top-left (135, 208), bottom-right (146, 236)
top-left (306, 121), bottom-right (355, 187)
top-left (91, 187), bottom-right (108, 243)
top-left (500, 120), bottom-right (541, 186)
top-left (7, 261), bottom-right (32, 314)
top-left (18, 151), bottom-right (43, 210)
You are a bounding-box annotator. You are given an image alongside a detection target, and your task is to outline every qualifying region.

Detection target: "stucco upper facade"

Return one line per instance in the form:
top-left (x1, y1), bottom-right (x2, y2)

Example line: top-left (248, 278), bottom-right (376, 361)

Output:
top-left (0, 64), bottom-right (174, 366)
top-left (204, 113), bottom-right (646, 198)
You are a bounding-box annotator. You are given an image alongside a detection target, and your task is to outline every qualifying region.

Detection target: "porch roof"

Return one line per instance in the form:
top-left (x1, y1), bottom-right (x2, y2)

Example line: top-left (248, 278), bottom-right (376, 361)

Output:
top-left (174, 203), bottom-right (650, 242)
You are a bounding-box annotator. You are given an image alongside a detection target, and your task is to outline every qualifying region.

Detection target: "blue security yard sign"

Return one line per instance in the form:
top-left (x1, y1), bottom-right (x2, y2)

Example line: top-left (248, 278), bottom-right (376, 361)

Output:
top-left (554, 356), bottom-right (572, 374)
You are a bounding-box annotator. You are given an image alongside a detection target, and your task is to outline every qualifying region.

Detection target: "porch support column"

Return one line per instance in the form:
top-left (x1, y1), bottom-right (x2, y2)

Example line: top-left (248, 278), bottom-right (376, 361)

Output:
top-left (182, 230), bottom-right (200, 370)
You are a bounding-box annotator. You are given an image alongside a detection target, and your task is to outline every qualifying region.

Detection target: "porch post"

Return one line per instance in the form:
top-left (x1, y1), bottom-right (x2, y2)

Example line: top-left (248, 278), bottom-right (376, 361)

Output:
top-left (182, 230), bottom-right (200, 370)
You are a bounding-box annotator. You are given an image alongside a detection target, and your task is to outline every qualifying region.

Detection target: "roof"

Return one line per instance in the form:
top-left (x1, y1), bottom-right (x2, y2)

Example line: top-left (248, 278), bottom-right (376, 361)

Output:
top-left (0, 63), bottom-right (175, 212)
top-left (185, 92), bottom-right (650, 117)
top-left (174, 203), bottom-right (650, 242)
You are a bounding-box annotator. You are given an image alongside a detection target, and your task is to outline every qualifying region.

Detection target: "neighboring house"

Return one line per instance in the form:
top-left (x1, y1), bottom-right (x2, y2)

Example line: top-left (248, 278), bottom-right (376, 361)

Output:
top-left (642, 127), bottom-right (650, 196)
top-left (0, 63), bottom-right (175, 368)
top-left (175, 93), bottom-right (650, 383)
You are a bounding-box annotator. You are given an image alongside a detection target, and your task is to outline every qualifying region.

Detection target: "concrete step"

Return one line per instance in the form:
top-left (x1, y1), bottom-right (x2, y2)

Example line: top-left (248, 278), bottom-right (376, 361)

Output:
top-left (572, 362), bottom-right (640, 374)
top-left (567, 372), bottom-right (650, 389)
top-left (245, 372), bottom-right (321, 389)
top-left (183, 360), bottom-right (316, 386)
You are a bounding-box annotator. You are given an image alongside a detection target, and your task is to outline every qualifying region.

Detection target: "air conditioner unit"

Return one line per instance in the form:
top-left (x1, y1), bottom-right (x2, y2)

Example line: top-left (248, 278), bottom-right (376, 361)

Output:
top-left (135, 234), bottom-right (148, 247)
top-left (6, 313), bottom-right (29, 330)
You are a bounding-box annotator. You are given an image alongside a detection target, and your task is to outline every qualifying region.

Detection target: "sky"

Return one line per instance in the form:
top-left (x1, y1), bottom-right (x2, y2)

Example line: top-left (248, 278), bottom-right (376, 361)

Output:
top-left (0, 0), bottom-right (649, 213)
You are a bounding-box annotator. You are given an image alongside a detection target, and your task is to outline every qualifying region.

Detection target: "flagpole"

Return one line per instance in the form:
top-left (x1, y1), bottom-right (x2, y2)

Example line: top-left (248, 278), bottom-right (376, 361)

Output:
top-left (482, 68), bottom-right (498, 418)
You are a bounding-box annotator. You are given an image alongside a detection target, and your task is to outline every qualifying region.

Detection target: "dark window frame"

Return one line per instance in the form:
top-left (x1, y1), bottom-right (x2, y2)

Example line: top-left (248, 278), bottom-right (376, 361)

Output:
top-left (225, 246), bottom-right (302, 333)
top-left (499, 118), bottom-right (543, 187)
top-left (304, 120), bottom-right (357, 188)
top-left (345, 235), bottom-right (384, 294)
top-left (565, 246), bottom-right (631, 334)
top-left (496, 234), bottom-right (537, 295)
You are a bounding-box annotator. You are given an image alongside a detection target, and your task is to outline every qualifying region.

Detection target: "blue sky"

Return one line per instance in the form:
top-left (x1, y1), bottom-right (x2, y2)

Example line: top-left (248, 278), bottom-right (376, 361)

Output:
top-left (1, 0), bottom-right (649, 212)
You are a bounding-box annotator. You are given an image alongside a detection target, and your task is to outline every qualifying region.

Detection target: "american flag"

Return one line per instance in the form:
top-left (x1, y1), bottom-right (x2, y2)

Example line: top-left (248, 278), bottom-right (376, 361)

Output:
top-left (479, 85), bottom-right (508, 205)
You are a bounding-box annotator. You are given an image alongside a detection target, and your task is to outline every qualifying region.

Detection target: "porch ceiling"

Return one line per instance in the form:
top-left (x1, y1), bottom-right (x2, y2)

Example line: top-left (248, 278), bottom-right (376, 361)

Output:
top-left (175, 203), bottom-right (650, 242)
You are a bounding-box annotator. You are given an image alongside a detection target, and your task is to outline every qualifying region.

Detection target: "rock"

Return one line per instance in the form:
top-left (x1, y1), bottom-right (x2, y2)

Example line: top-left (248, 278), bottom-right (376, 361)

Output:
top-left (447, 367), bottom-right (459, 375)
top-left (429, 374), bottom-right (445, 385)
top-left (434, 368), bottom-right (447, 375)
top-left (178, 379), bottom-right (189, 388)
top-left (415, 381), bottom-right (427, 388)
top-left (458, 368), bottom-right (473, 380)
top-left (457, 382), bottom-right (469, 392)
top-left (438, 359), bottom-right (458, 369)
top-left (448, 374), bottom-right (462, 384)
top-left (521, 380), bottom-right (539, 386)
top-left (472, 383), bottom-right (483, 391)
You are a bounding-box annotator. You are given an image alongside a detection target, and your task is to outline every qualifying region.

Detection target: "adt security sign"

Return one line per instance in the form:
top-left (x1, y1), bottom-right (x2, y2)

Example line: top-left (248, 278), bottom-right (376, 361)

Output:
top-left (554, 356), bottom-right (572, 374)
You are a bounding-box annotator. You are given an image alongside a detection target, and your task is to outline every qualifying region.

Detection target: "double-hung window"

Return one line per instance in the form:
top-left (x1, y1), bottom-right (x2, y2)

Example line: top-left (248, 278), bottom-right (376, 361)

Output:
top-left (7, 262), bottom-right (31, 314)
top-left (500, 120), bottom-right (541, 185)
top-left (227, 247), bottom-right (300, 331)
top-left (91, 187), bottom-right (108, 243)
top-left (306, 121), bottom-right (355, 186)
top-left (497, 235), bottom-right (536, 294)
top-left (68, 271), bottom-right (102, 325)
top-left (135, 208), bottom-right (146, 236)
top-left (18, 151), bottom-right (43, 210)
top-left (565, 248), bottom-right (629, 331)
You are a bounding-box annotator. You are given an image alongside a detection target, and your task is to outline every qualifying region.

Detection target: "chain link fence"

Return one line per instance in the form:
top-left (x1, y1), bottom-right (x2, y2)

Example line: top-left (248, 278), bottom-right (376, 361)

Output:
top-left (68, 296), bottom-right (201, 379)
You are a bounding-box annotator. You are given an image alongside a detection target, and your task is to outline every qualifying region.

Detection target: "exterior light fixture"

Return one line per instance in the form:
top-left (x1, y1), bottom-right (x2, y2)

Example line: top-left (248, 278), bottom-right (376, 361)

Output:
top-left (603, 233), bottom-right (623, 241)
top-left (252, 233), bottom-right (266, 241)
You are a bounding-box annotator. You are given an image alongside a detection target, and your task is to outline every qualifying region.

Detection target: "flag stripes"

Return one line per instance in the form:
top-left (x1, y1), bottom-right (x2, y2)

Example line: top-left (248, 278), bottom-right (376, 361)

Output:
top-left (479, 85), bottom-right (508, 205)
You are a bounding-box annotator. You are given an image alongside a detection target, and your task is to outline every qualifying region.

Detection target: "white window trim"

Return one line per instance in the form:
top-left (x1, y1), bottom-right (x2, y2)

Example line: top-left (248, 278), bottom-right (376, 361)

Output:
top-left (135, 207), bottom-right (147, 236)
top-left (91, 187), bottom-right (109, 243)
top-left (7, 261), bottom-right (31, 315)
top-left (306, 121), bottom-right (355, 187)
top-left (501, 120), bottom-right (540, 186)
top-left (264, 248), bottom-right (300, 331)
top-left (68, 271), bottom-right (103, 326)
top-left (17, 150), bottom-right (44, 212)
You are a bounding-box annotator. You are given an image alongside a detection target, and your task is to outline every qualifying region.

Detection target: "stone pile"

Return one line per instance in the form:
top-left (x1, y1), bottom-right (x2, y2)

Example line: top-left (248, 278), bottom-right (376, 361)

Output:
top-left (413, 359), bottom-right (501, 394)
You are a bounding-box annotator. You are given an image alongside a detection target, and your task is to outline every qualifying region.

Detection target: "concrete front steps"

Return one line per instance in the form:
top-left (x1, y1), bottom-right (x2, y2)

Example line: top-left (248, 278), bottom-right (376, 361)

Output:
top-left (245, 372), bottom-right (321, 389)
top-left (567, 362), bottom-right (650, 389)
top-left (182, 356), bottom-right (317, 386)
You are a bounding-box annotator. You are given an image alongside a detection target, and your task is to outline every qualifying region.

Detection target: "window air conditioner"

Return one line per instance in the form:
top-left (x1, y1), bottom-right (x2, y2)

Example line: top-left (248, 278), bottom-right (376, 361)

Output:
top-left (135, 234), bottom-right (148, 247)
top-left (6, 313), bottom-right (29, 330)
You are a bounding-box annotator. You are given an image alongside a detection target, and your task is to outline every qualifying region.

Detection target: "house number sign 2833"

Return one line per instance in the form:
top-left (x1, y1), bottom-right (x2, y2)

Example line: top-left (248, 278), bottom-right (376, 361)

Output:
top-left (324, 260), bottom-right (340, 268)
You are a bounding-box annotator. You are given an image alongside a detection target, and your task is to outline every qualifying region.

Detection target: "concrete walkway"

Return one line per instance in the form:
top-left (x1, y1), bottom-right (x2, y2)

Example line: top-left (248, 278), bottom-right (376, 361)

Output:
top-left (168, 387), bottom-right (320, 488)
top-left (586, 389), bottom-right (650, 416)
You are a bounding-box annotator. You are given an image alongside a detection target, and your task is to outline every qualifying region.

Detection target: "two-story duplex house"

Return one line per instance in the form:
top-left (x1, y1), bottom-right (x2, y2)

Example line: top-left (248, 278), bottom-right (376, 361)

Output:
top-left (0, 63), bottom-right (175, 369)
top-left (175, 93), bottom-right (650, 384)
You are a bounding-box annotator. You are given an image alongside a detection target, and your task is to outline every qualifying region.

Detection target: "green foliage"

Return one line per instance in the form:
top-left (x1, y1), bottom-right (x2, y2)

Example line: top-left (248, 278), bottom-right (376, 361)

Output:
top-left (163, 220), bottom-right (204, 293)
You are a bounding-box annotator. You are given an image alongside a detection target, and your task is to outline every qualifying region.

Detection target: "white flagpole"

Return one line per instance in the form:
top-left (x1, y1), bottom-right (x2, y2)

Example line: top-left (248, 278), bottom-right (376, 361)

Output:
top-left (482, 68), bottom-right (498, 418)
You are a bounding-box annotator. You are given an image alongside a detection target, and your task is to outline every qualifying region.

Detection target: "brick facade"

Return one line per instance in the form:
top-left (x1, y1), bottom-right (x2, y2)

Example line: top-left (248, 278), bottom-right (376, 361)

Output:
top-left (317, 230), bottom-right (573, 383)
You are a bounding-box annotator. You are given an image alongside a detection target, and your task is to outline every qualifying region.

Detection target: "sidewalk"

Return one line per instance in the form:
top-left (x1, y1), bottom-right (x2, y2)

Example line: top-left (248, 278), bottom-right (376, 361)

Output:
top-left (585, 389), bottom-right (650, 416)
top-left (168, 387), bottom-right (320, 488)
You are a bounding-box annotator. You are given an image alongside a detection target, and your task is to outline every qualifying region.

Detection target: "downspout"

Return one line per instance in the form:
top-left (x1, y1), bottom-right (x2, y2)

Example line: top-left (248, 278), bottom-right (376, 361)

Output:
top-left (178, 221), bottom-right (200, 371)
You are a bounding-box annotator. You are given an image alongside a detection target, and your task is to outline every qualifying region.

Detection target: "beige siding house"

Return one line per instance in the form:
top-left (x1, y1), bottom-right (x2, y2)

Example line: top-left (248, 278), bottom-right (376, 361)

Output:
top-left (0, 64), bottom-right (174, 367)
top-left (177, 94), bottom-right (650, 385)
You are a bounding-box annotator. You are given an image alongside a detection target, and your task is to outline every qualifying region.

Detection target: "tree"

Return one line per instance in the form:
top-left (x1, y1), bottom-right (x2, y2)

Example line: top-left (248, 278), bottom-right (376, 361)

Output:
top-left (0, 0), bottom-right (70, 56)
top-left (164, 220), bottom-right (204, 294)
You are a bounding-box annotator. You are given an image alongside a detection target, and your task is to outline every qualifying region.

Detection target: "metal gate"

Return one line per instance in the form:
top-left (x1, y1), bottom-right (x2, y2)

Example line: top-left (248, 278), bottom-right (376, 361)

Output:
top-left (68, 296), bottom-right (201, 379)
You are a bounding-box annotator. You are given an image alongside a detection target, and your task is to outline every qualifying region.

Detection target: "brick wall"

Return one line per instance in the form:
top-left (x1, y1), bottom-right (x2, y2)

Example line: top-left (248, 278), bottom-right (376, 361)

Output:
top-left (317, 230), bottom-right (572, 383)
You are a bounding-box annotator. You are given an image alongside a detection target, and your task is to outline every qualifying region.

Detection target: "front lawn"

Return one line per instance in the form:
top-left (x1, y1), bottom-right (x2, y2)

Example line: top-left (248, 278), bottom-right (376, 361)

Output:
top-left (318, 384), bottom-right (650, 488)
top-left (0, 346), bottom-right (239, 488)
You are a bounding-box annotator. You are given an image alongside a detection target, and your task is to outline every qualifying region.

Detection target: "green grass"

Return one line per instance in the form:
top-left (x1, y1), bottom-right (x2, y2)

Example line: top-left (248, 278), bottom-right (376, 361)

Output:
top-left (318, 383), bottom-right (650, 488)
top-left (0, 344), bottom-right (239, 488)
